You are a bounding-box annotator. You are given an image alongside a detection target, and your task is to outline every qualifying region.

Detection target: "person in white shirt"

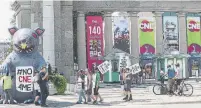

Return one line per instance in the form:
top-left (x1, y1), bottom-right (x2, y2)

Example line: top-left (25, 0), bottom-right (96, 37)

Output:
top-left (175, 63), bottom-right (183, 94)
top-left (32, 71), bottom-right (41, 106)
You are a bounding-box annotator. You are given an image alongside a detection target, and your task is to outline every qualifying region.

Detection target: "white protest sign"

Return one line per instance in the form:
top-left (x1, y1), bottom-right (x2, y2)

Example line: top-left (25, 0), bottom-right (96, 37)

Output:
top-left (98, 61), bottom-right (110, 74)
top-left (129, 63), bottom-right (141, 74)
top-left (16, 66), bottom-right (34, 92)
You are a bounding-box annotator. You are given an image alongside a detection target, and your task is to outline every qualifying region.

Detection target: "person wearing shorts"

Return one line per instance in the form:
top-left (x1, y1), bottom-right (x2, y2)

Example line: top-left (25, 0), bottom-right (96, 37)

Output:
top-left (85, 68), bottom-right (95, 103)
top-left (32, 71), bottom-right (41, 105)
top-left (92, 69), bottom-right (103, 104)
top-left (123, 68), bottom-right (132, 101)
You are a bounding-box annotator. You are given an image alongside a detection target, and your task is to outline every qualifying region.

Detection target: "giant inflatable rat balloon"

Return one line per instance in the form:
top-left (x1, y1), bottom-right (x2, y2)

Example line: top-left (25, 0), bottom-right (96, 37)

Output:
top-left (0, 27), bottom-right (46, 103)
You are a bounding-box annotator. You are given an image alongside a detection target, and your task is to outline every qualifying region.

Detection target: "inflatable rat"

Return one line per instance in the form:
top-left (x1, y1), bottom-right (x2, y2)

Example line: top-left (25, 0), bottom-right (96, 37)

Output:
top-left (0, 27), bottom-right (46, 103)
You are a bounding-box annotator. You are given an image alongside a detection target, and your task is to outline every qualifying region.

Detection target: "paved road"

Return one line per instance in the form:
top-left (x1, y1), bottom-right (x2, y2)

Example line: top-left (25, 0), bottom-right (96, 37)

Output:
top-left (0, 80), bottom-right (201, 107)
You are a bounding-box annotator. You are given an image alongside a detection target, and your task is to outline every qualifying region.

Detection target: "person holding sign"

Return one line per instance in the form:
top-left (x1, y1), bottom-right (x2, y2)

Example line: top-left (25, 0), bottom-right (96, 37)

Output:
top-left (38, 66), bottom-right (49, 107)
top-left (2, 72), bottom-right (13, 104)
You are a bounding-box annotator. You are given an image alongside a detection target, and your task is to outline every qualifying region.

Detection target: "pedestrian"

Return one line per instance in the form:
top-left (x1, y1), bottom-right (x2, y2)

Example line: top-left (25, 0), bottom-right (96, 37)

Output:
top-left (138, 67), bottom-right (144, 84)
top-left (123, 68), bottom-right (132, 101)
top-left (85, 68), bottom-right (95, 103)
top-left (175, 63), bottom-right (183, 94)
top-left (160, 68), bottom-right (165, 84)
top-left (32, 71), bottom-right (41, 106)
top-left (2, 72), bottom-right (13, 104)
top-left (38, 66), bottom-right (49, 107)
top-left (120, 68), bottom-right (125, 95)
top-left (167, 65), bottom-right (176, 96)
top-left (76, 69), bottom-right (87, 104)
top-left (92, 68), bottom-right (103, 104)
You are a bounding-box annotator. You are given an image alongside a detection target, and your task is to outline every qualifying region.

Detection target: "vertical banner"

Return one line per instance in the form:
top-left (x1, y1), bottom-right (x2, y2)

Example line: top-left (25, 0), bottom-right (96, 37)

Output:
top-left (112, 12), bottom-right (130, 53)
top-left (163, 16), bottom-right (179, 51)
top-left (187, 17), bottom-right (201, 54)
top-left (138, 16), bottom-right (156, 55)
top-left (86, 16), bottom-right (104, 71)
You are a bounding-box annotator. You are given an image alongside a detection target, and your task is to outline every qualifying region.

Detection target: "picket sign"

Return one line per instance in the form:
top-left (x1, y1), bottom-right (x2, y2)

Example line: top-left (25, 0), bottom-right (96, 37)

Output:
top-left (16, 66), bottom-right (34, 92)
top-left (98, 61), bottom-right (110, 74)
top-left (129, 63), bottom-right (141, 74)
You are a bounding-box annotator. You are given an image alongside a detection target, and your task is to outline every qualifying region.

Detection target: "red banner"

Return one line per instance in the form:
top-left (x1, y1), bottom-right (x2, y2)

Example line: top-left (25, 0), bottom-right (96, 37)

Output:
top-left (86, 16), bottom-right (104, 72)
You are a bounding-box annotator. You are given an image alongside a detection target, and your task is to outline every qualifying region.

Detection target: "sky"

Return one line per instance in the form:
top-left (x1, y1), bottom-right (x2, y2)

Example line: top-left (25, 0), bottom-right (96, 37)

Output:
top-left (0, 0), bottom-right (15, 42)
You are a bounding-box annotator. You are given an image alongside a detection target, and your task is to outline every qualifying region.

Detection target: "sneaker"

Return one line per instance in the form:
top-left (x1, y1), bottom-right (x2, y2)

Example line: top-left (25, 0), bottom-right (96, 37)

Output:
top-left (93, 100), bottom-right (98, 104)
top-left (123, 95), bottom-right (128, 100)
top-left (99, 99), bottom-right (103, 102)
top-left (76, 101), bottom-right (82, 104)
top-left (41, 104), bottom-right (48, 107)
top-left (34, 101), bottom-right (40, 106)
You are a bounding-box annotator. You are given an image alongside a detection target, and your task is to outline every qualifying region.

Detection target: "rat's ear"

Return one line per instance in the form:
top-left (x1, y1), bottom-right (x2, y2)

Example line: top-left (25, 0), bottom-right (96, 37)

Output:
top-left (8, 27), bottom-right (18, 36)
top-left (35, 28), bottom-right (45, 36)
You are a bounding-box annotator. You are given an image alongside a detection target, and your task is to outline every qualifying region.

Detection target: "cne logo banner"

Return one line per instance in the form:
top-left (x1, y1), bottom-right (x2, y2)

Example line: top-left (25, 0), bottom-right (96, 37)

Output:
top-left (188, 20), bottom-right (200, 32)
top-left (139, 20), bottom-right (154, 32)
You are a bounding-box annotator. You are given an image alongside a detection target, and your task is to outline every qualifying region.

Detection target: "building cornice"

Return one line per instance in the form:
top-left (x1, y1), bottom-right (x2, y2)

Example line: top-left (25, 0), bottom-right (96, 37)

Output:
top-left (11, 1), bottom-right (31, 16)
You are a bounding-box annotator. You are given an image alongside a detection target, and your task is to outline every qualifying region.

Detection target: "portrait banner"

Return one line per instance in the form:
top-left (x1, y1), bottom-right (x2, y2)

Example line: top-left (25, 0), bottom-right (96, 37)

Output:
top-left (138, 17), bottom-right (156, 55)
top-left (187, 17), bottom-right (201, 54)
top-left (86, 16), bottom-right (104, 71)
top-left (163, 16), bottom-right (179, 52)
top-left (16, 66), bottom-right (33, 92)
top-left (112, 12), bottom-right (130, 53)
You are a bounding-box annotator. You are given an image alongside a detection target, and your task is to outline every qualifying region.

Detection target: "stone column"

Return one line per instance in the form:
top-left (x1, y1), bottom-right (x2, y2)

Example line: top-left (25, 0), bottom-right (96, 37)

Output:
top-left (178, 12), bottom-right (187, 54)
top-left (77, 12), bottom-right (87, 69)
top-left (12, 1), bottom-right (31, 28)
top-left (129, 12), bottom-right (139, 64)
top-left (104, 12), bottom-right (113, 55)
top-left (155, 12), bottom-right (164, 54)
top-left (43, 1), bottom-right (55, 68)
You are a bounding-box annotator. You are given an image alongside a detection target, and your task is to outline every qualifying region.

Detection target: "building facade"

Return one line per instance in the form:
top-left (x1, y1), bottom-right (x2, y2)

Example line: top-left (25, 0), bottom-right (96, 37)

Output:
top-left (12, 1), bottom-right (201, 80)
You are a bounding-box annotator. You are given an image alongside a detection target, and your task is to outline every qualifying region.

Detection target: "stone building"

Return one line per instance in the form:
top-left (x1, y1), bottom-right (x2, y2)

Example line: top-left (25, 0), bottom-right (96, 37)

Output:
top-left (11, 1), bottom-right (201, 80)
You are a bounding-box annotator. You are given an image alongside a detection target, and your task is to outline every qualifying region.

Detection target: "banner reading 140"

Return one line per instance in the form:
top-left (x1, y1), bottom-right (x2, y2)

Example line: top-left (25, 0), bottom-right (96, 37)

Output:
top-left (187, 16), bottom-right (201, 54)
top-left (138, 17), bottom-right (156, 55)
top-left (86, 16), bottom-right (104, 71)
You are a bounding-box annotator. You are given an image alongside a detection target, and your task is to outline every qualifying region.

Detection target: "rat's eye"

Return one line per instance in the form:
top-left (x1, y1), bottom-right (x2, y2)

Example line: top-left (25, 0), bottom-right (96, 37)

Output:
top-left (32, 33), bottom-right (37, 38)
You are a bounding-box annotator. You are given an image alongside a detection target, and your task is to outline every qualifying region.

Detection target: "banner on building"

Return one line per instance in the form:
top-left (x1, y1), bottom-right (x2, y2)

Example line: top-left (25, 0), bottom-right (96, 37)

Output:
top-left (86, 16), bottom-right (104, 71)
top-left (112, 12), bottom-right (130, 54)
top-left (138, 17), bottom-right (156, 55)
top-left (163, 16), bottom-right (179, 52)
top-left (187, 17), bottom-right (201, 54)
top-left (98, 61), bottom-right (110, 74)
top-left (129, 63), bottom-right (141, 74)
top-left (16, 66), bottom-right (33, 92)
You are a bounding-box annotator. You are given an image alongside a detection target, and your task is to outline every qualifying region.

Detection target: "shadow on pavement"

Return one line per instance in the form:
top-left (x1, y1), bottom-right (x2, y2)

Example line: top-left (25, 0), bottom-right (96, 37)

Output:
top-left (138, 100), bottom-right (201, 105)
top-left (47, 100), bottom-right (76, 107)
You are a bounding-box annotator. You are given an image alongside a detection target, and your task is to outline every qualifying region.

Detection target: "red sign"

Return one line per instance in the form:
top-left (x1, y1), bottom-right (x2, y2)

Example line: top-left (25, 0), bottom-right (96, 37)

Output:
top-left (140, 20), bottom-right (153, 32)
top-left (188, 20), bottom-right (200, 32)
top-left (86, 16), bottom-right (104, 72)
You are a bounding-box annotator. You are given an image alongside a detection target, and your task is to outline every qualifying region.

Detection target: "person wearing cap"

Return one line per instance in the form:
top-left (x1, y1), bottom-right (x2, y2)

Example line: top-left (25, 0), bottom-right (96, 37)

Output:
top-left (32, 71), bottom-right (41, 105)
top-left (38, 66), bottom-right (49, 107)
top-left (2, 72), bottom-right (13, 104)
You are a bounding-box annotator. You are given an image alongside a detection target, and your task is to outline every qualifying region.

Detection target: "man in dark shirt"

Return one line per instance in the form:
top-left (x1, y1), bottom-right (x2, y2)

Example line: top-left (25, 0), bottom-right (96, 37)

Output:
top-left (76, 70), bottom-right (87, 104)
top-left (38, 66), bottom-right (49, 107)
